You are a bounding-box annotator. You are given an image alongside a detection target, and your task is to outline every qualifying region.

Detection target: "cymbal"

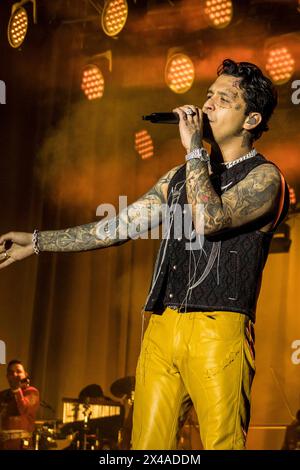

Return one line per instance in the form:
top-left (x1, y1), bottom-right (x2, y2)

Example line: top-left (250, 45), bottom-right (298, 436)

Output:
top-left (62, 396), bottom-right (119, 406)
top-left (110, 376), bottom-right (135, 398)
top-left (35, 419), bottom-right (60, 425)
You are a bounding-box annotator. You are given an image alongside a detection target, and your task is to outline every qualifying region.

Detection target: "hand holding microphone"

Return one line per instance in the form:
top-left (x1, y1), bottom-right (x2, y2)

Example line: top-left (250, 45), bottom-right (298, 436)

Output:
top-left (172, 105), bottom-right (204, 152)
top-left (10, 376), bottom-right (30, 392)
top-left (142, 108), bottom-right (214, 145)
top-left (144, 105), bottom-right (204, 152)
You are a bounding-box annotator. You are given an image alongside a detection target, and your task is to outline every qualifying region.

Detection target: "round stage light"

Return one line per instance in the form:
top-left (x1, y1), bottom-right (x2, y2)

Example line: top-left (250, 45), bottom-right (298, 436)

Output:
top-left (165, 53), bottom-right (195, 94)
top-left (7, 6), bottom-right (29, 49)
top-left (81, 65), bottom-right (105, 100)
top-left (288, 185), bottom-right (296, 206)
top-left (204, 0), bottom-right (233, 29)
top-left (101, 0), bottom-right (128, 37)
top-left (135, 130), bottom-right (154, 160)
top-left (266, 47), bottom-right (295, 85)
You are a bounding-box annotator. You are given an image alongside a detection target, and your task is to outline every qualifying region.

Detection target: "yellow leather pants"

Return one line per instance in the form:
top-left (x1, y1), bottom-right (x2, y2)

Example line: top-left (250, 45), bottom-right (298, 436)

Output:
top-left (132, 307), bottom-right (255, 450)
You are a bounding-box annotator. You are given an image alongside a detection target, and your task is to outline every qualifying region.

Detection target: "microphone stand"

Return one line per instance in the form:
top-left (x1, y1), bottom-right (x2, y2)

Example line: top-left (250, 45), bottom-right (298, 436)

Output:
top-left (82, 401), bottom-right (92, 450)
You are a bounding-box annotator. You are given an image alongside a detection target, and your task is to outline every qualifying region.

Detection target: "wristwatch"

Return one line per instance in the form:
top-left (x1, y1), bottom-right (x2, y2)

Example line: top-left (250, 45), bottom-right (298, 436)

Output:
top-left (185, 147), bottom-right (210, 163)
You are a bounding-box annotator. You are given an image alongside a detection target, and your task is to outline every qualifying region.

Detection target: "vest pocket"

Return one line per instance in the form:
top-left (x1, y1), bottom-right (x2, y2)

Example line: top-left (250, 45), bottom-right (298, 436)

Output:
top-left (228, 250), bottom-right (239, 301)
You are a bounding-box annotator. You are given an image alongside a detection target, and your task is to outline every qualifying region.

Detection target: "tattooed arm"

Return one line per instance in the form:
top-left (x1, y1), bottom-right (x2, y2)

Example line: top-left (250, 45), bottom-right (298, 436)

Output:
top-left (186, 159), bottom-right (281, 235)
top-left (0, 166), bottom-right (181, 268)
top-left (173, 104), bottom-right (281, 235)
top-left (38, 165), bottom-right (181, 252)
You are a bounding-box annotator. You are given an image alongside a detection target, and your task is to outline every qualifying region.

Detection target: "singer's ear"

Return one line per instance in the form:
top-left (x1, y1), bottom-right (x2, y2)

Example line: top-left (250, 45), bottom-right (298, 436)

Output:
top-left (243, 112), bottom-right (262, 131)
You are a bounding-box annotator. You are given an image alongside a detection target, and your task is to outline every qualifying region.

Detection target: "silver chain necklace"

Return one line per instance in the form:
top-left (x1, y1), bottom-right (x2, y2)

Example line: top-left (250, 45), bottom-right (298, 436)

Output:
top-left (222, 148), bottom-right (257, 169)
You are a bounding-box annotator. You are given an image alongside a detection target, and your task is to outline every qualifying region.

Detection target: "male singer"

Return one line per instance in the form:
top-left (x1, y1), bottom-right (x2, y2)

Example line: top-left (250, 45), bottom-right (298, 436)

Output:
top-left (0, 59), bottom-right (289, 449)
top-left (0, 360), bottom-right (39, 449)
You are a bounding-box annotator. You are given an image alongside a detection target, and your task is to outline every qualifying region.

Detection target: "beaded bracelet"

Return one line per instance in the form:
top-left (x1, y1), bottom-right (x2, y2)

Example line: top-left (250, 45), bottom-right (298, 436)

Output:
top-left (32, 229), bottom-right (40, 255)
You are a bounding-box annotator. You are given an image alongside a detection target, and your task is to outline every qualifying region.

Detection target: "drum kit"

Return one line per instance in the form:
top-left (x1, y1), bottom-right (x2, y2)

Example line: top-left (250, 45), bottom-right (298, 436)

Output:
top-left (33, 420), bottom-right (74, 450)
top-left (33, 376), bottom-right (135, 451)
top-left (33, 376), bottom-right (201, 450)
top-left (111, 376), bottom-right (135, 450)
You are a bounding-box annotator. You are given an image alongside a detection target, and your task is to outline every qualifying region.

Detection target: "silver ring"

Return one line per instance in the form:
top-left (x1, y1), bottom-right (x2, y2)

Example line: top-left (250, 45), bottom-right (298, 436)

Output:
top-left (4, 251), bottom-right (9, 260)
top-left (185, 109), bottom-right (194, 115)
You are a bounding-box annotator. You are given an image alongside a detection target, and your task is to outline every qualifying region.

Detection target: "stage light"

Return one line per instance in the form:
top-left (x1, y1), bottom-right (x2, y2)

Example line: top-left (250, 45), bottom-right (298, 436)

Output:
top-left (288, 185), bottom-right (297, 206)
top-left (8, 6), bottom-right (28, 48)
top-left (135, 130), bottom-right (154, 160)
top-left (265, 47), bottom-right (295, 85)
top-left (203, 0), bottom-right (233, 29)
top-left (270, 222), bottom-right (291, 254)
top-left (101, 0), bottom-right (128, 37)
top-left (81, 65), bottom-right (105, 100)
top-left (165, 53), bottom-right (195, 94)
top-left (7, 0), bottom-right (36, 49)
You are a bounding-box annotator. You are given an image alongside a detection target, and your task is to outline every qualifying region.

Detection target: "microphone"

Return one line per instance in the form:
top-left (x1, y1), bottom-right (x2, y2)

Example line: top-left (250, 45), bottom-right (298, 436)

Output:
top-left (142, 112), bottom-right (180, 124)
top-left (20, 376), bottom-right (30, 385)
top-left (40, 400), bottom-right (55, 413)
top-left (142, 112), bottom-right (214, 142)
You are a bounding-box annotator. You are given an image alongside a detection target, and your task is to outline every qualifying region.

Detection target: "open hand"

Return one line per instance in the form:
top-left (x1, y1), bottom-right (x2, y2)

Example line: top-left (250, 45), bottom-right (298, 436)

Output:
top-left (0, 232), bottom-right (34, 269)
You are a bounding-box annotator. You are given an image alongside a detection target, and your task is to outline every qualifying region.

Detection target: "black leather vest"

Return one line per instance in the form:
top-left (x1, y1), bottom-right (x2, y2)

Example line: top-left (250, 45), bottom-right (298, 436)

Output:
top-left (143, 154), bottom-right (289, 322)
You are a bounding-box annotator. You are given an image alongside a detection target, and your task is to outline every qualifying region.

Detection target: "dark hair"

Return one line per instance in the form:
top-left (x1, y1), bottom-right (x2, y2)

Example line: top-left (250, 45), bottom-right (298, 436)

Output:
top-left (6, 359), bottom-right (24, 373)
top-left (217, 59), bottom-right (278, 141)
top-left (296, 409), bottom-right (300, 422)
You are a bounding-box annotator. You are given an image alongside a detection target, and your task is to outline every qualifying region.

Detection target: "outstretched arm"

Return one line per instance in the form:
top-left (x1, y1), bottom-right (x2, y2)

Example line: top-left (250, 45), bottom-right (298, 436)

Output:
top-left (0, 166), bottom-right (181, 269)
top-left (37, 165), bottom-right (181, 251)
